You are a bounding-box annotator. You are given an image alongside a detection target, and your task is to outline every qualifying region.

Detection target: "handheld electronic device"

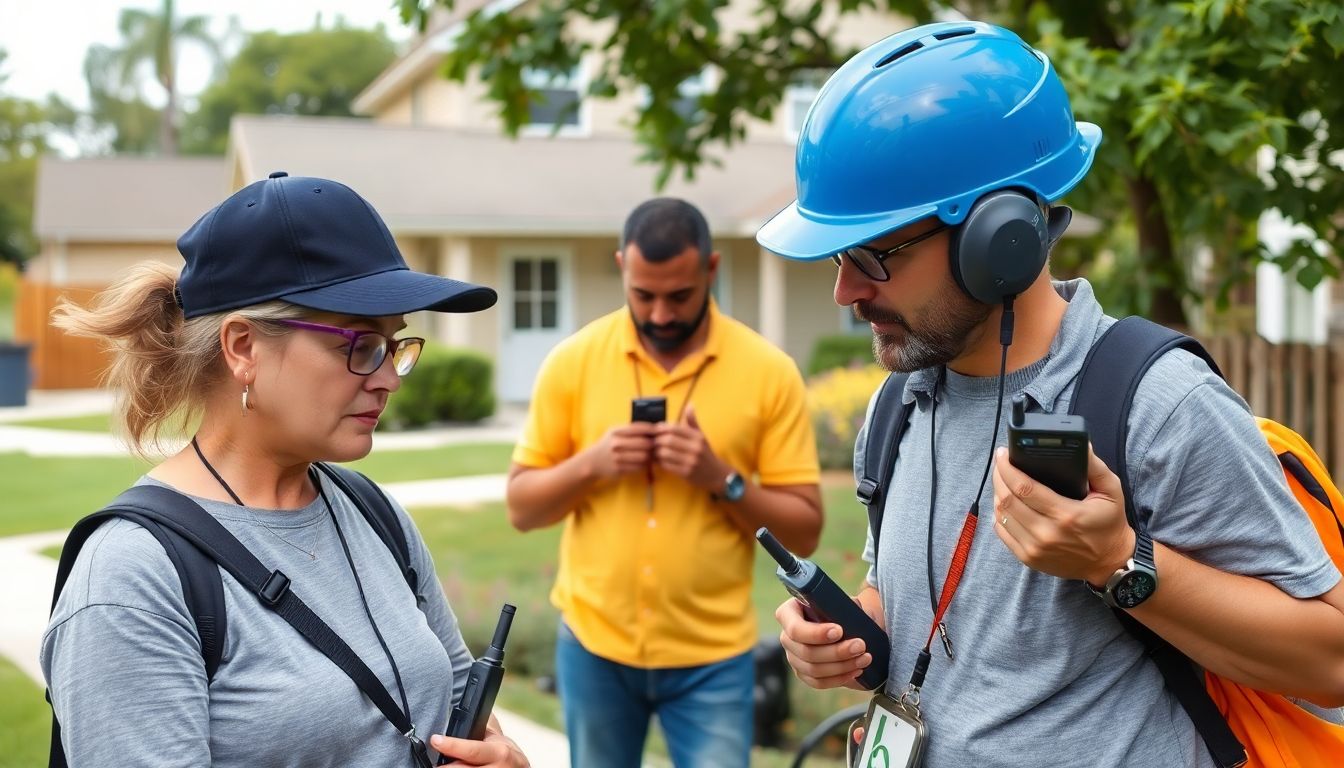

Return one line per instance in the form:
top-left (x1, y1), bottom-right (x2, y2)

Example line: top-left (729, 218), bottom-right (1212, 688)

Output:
top-left (441, 604), bottom-right (516, 764)
top-left (1007, 395), bottom-right (1089, 500)
top-left (756, 528), bottom-right (890, 691)
top-left (631, 396), bottom-right (667, 423)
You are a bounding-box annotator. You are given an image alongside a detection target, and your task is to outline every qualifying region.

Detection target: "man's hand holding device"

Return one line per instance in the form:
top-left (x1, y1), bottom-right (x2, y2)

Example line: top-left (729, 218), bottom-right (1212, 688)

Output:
top-left (994, 395), bottom-right (1136, 588)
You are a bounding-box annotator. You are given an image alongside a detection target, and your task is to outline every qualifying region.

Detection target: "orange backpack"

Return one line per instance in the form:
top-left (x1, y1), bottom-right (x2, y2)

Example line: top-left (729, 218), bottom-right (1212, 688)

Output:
top-left (1200, 420), bottom-right (1344, 767)
top-left (1071, 318), bottom-right (1344, 768)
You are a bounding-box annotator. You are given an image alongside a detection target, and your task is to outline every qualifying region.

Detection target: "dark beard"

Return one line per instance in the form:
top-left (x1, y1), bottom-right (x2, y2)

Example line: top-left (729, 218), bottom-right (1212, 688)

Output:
top-left (635, 294), bottom-right (710, 353)
top-left (854, 286), bottom-right (990, 373)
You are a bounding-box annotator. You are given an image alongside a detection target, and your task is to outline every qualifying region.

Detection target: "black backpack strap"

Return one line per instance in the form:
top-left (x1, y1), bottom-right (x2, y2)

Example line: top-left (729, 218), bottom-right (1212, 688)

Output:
top-left (1070, 316), bottom-right (1246, 768)
top-left (314, 463), bottom-right (423, 604)
top-left (48, 489), bottom-right (228, 768)
top-left (857, 372), bottom-right (915, 567)
top-left (49, 485), bottom-right (424, 760)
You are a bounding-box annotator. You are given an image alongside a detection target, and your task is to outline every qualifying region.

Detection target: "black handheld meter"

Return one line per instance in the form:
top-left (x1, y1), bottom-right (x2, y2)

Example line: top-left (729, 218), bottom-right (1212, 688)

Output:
top-left (631, 396), bottom-right (667, 423)
top-left (1007, 395), bottom-right (1089, 500)
top-left (440, 604), bottom-right (515, 764)
top-left (756, 528), bottom-right (890, 691)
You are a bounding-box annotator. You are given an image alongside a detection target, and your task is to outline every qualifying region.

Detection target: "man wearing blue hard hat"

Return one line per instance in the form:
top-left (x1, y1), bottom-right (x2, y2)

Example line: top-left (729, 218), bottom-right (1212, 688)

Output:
top-left (765, 21), bottom-right (1344, 768)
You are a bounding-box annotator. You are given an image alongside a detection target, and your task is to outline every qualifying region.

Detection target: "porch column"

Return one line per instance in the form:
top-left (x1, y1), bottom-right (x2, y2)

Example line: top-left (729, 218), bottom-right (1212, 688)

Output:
top-left (438, 236), bottom-right (473, 348)
top-left (759, 246), bottom-right (787, 349)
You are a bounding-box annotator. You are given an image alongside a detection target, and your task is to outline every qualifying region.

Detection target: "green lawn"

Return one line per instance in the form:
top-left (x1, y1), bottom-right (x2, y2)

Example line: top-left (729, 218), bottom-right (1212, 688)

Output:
top-left (0, 656), bottom-right (50, 768)
top-left (6, 413), bottom-right (118, 432)
top-left (0, 440), bottom-right (863, 765)
top-left (0, 443), bottom-right (514, 539)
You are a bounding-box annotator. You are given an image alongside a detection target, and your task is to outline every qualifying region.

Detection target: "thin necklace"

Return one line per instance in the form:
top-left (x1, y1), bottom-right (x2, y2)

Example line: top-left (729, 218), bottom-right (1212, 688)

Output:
top-left (190, 437), bottom-right (318, 560)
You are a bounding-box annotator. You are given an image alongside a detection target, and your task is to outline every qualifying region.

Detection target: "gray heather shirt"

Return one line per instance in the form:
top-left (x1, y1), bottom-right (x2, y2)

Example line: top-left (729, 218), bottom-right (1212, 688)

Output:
top-left (42, 472), bottom-right (475, 767)
top-left (856, 279), bottom-right (1340, 767)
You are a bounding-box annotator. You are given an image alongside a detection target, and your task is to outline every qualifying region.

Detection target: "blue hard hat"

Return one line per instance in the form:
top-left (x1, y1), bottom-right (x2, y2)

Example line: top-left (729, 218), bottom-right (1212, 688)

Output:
top-left (757, 21), bottom-right (1102, 261)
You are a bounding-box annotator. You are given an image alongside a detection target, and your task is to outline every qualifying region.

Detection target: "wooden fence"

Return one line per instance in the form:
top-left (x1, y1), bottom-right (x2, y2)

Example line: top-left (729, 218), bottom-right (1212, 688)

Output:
top-left (1197, 334), bottom-right (1344, 481)
top-left (15, 279), bottom-right (107, 390)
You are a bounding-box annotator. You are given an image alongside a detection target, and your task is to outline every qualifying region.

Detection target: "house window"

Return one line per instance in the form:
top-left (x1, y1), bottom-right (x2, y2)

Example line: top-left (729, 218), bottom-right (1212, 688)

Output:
top-left (784, 70), bottom-right (831, 141)
top-left (640, 68), bottom-right (715, 122)
top-left (512, 258), bottom-right (561, 330)
top-left (522, 66), bottom-right (585, 135)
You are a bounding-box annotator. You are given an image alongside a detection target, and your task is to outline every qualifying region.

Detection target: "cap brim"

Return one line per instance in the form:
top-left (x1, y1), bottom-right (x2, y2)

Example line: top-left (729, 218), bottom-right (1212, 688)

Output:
top-left (280, 268), bottom-right (498, 316)
top-left (756, 200), bottom-right (937, 261)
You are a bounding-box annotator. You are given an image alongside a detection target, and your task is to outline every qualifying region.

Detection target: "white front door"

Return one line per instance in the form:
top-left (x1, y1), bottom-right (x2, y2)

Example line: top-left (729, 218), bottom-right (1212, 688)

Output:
top-left (498, 249), bottom-right (573, 402)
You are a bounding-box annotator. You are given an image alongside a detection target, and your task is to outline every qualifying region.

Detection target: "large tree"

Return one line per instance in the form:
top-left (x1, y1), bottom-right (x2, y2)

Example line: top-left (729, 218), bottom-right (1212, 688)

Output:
top-left (397, 0), bottom-right (1344, 324)
top-left (181, 25), bottom-right (397, 155)
top-left (111, 0), bottom-right (221, 155)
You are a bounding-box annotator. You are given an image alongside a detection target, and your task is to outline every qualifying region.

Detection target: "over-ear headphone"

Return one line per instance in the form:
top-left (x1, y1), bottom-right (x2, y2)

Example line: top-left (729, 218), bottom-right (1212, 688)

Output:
top-left (948, 189), bottom-right (1051, 305)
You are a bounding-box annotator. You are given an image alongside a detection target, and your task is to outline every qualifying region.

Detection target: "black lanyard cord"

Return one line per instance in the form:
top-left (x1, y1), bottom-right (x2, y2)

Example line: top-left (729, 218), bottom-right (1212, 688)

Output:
top-left (907, 299), bottom-right (1015, 695)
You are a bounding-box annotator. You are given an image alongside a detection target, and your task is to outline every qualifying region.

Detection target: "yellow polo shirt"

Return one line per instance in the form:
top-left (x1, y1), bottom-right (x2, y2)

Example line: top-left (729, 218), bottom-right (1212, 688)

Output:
top-left (513, 302), bottom-right (820, 668)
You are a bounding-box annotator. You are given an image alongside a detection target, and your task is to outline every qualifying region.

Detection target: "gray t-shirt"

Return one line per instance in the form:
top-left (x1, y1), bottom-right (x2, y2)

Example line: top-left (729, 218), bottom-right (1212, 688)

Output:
top-left (856, 279), bottom-right (1340, 767)
top-left (42, 471), bottom-right (475, 767)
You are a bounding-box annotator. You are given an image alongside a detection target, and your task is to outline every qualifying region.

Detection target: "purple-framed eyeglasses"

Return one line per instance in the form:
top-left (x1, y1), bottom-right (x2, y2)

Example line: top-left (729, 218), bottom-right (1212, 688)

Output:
top-left (274, 319), bottom-right (425, 376)
top-left (830, 223), bottom-right (954, 282)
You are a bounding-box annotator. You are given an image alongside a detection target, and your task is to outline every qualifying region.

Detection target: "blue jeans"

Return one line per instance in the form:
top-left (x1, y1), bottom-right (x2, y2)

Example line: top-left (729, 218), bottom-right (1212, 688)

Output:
top-left (555, 622), bottom-right (754, 768)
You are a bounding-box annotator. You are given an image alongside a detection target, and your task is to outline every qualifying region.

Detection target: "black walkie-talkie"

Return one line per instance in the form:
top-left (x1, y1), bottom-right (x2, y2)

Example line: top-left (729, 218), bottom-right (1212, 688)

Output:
top-left (440, 604), bottom-right (515, 765)
top-left (1007, 395), bottom-right (1089, 500)
top-left (756, 528), bottom-right (890, 691)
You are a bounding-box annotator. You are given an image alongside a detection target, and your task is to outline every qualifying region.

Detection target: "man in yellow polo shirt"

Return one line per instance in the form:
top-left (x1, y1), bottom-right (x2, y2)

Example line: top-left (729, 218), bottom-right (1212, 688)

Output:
top-left (507, 197), bottom-right (823, 768)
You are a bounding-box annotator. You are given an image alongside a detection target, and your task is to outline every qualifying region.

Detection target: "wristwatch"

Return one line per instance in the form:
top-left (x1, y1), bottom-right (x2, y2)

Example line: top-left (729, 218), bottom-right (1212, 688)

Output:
top-left (1087, 526), bottom-right (1158, 609)
top-left (718, 471), bottom-right (746, 503)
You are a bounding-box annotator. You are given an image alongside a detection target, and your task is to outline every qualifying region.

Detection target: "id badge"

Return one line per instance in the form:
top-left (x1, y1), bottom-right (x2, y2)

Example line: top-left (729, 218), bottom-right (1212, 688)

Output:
top-left (854, 691), bottom-right (927, 768)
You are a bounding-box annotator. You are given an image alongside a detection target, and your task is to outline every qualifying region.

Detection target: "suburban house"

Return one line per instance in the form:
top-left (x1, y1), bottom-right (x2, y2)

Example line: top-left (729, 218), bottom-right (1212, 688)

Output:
top-left (23, 2), bottom-right (918, 400)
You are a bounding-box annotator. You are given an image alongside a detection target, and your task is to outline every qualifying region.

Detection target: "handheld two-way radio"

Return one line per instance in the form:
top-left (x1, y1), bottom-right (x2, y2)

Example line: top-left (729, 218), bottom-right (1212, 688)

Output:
top-left (440, 604), bottom-right (516, 765)
top-left (756, 528), bottom-right (890, 691)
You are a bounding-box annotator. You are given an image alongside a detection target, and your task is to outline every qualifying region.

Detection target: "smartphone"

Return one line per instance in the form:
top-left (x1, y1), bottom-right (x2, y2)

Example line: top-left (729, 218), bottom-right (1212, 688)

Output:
top-left (631, 396), bottom-right (667, 423)
top-left (1007, 395), bottom-right (1088, 500)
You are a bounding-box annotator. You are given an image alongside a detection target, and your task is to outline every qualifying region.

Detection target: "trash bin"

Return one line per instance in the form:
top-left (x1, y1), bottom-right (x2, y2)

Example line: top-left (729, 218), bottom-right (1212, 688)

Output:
top-left (0, 342), bottom-right (31, 407)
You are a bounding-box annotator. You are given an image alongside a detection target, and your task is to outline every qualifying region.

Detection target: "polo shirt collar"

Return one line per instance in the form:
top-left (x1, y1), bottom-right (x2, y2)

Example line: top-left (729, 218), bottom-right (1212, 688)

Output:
top-left (621, 298), bottom-right (724, 380)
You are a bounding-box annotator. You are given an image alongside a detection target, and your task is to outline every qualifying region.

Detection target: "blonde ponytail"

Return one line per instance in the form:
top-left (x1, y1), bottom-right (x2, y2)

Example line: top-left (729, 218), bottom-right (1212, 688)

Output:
top-left (52, 262), bottom-right (307, 458)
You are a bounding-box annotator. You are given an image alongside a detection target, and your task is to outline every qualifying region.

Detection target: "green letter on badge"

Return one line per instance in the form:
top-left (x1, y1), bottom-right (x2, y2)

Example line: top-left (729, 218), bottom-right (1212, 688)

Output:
top-left (868, 712), bottom-right (889, 768)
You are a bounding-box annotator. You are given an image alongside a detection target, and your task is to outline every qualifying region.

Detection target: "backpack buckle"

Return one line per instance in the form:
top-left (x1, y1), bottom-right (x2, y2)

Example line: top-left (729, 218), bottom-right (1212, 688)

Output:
top-left (856, 477), bottom-right (878, 505)
top-left (260, 570), bottom-right (290, 606)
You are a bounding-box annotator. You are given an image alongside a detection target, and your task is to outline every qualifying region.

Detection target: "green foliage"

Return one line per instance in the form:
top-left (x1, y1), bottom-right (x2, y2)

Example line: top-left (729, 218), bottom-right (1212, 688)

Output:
top-left (398, 0), bottom-right (1344, 323)
top-left (0, 655), bottom-right (50, 768)
top-left (182, 26), bottom-right (396, 155)
top-left (381, 347), bottom-right (496, 428)
top-left (806, 334), bottom-right (873, 377)
top-left (0, 49), bottom-right (69, 267)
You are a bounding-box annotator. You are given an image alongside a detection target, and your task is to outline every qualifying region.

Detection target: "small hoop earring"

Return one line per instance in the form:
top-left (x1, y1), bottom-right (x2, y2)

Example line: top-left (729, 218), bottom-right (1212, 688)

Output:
top-left (242, 383), bottom-right (253, 413)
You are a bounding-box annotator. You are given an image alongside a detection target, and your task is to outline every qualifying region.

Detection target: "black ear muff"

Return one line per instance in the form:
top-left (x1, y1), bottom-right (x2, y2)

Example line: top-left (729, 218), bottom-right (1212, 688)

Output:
top-left (949, 190), bottom-right (1050, 304)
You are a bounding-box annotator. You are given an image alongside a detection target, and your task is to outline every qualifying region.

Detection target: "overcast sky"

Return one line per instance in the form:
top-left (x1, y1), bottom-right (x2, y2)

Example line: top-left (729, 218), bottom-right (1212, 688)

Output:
top-left (0, 0), bottom-right (414, 107)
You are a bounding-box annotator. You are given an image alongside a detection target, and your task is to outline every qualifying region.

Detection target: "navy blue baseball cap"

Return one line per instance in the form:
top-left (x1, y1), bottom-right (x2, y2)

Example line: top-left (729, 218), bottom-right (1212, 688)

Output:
top-left (176, 171), bottom-right (497, 319)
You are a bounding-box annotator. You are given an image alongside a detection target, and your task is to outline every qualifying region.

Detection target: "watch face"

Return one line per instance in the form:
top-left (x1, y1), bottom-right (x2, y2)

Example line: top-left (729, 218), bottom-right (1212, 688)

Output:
top-left (725, 473), bottom-right (746, 501)
top-left (1114, 571), bottom-right (1157, 608)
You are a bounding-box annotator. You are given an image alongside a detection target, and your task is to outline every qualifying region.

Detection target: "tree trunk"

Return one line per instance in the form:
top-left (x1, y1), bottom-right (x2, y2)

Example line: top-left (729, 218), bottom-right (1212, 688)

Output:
top-left (159, 70), bottom-right (178, 156)
top-left (1125, 173), bottom-right (1186, 325)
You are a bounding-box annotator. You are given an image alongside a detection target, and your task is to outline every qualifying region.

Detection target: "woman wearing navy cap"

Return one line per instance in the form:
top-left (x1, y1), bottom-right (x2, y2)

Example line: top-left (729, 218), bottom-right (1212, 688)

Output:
top-left (41, 173), bottom-right (529, 768)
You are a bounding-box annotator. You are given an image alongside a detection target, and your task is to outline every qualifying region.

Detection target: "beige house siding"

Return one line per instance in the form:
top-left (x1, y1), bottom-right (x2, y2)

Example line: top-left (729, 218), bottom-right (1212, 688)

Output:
top-left (29, 242), bottom-right (182, 286)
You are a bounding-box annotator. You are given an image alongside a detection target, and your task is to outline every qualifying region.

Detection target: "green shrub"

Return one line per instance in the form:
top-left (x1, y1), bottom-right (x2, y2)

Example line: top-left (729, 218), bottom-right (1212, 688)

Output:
top-left (382, 347), bottom-right (496, 428)
top-left (806, 334), bottom-right (872, 376)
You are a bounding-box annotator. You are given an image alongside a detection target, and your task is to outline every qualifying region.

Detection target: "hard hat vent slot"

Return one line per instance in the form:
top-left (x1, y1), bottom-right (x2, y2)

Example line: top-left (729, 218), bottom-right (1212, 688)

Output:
top-left (876, 41), bottom-right (924, 68)
top-left (933, 28), bottom-right (975, 41)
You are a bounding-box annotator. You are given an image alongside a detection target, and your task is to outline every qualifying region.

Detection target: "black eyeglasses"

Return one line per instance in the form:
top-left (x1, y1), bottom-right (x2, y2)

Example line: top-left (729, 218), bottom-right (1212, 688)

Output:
top-left (830, 223), bottom-right (954, 282)
top-left (274, 319), bottom-right (425, 376)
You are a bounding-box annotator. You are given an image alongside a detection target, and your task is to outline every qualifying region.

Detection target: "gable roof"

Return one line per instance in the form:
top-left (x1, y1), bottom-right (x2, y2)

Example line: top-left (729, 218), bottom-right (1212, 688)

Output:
top-left (34, 157), bottom-right (230, 241)
top-left (230, 114), bottom-right (798, 237)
